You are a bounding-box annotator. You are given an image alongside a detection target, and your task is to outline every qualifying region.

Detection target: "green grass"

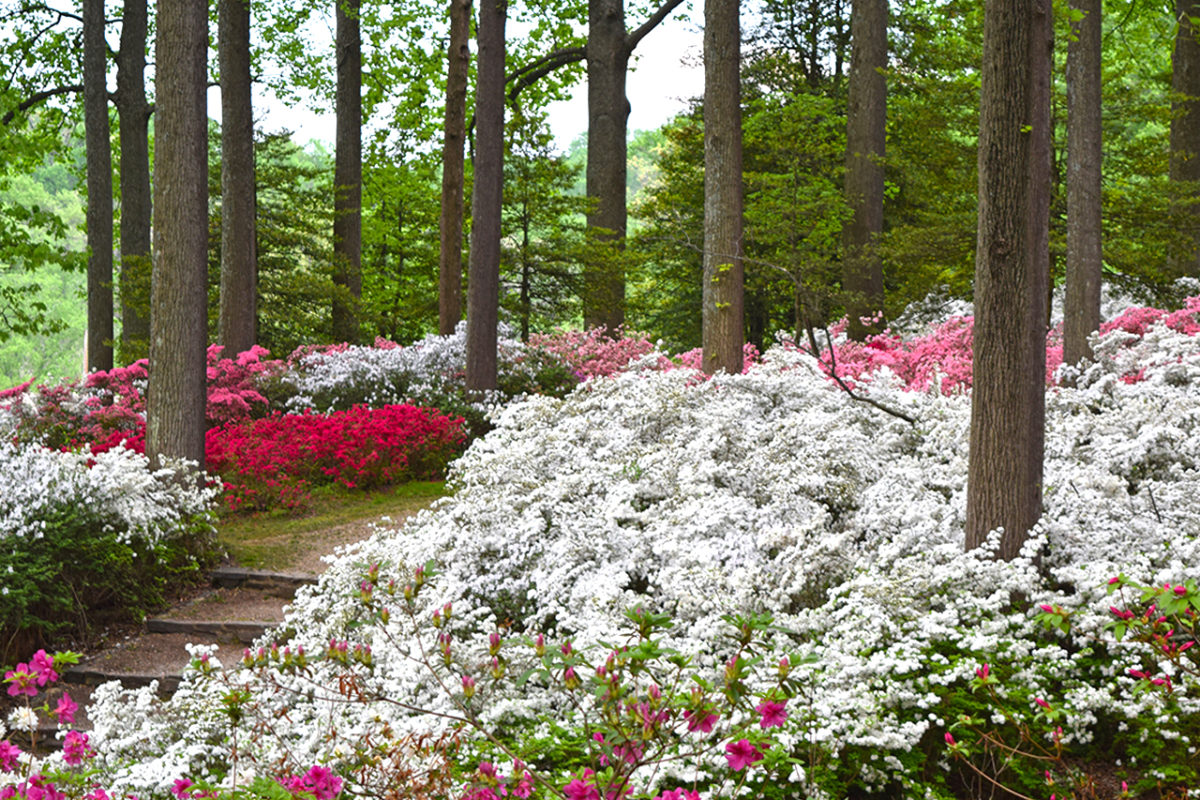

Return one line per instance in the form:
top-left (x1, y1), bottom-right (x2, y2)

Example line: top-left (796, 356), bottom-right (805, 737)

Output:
top-left (216, 481), bottom-right (451, 571)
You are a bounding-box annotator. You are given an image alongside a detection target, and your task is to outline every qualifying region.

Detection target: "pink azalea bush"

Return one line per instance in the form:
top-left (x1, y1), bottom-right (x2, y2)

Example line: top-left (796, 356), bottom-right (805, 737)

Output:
top-left (817, 294), bottom-right (1200, 392)
top-left (1, 345), bottom-right (285, 453)
top-left (205, 404), bottom-right (466, 512)
top-left (527, 328), bottom-right (658, 379)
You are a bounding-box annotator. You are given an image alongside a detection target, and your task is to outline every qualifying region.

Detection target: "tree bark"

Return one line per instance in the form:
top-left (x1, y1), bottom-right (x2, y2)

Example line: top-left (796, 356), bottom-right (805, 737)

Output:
top-left (700, 0), bottom-right (744, 375)
top-left (115, 0), bottom-right (152, 364)
top-left (1170, 0), bottom-right (1200, 277)
top-left (841, 0), bottom-right (886, 342)
top-left (439, 0), bottom-right (470, 335)
top-left (1063, 0), bottom-right (1102, 366)
top-left (466, 0), bottom-right (506, 391)
top-left (146, 0), bottom-right (209, 471)
top-left (83, 0), bottom-right (113, 373)
top-left (583, 0), bottom-right (630, 331)
top-left (218, 0), bottom-right (257, 357)
top-left (332, 0), bottom-right (363, 344)
top-left (965, 0), bottom-right (1051, 559)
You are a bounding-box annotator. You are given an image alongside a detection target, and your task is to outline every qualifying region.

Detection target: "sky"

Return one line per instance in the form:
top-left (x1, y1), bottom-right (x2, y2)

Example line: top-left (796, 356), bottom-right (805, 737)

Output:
top-left (214, 4), bottom-right (706, 152)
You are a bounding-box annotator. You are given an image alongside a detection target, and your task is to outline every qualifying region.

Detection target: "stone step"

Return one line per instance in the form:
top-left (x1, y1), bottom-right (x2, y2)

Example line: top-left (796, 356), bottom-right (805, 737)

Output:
top-left (145, 618), bottom-right (273, 643)
top-left (60, 632), bottom-right (212, 696)
top-left (210, 566), bottom-right (317, 597)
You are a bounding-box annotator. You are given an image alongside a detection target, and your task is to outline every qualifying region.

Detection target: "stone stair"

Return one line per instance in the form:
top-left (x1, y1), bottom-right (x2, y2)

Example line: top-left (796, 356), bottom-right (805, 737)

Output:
top-left (61, 567), bottom-right (317, 697)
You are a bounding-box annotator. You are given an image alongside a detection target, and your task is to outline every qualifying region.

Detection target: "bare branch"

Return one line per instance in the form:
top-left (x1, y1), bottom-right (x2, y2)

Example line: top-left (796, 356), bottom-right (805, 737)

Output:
top-left (505, 45), bottom-right (586, 103)
top-left (2, 83), bottom-right (83, 125)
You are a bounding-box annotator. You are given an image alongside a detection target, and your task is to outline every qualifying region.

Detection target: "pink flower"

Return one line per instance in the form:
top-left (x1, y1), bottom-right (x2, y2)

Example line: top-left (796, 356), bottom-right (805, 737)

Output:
top-left (755, 700), bottom-right (787, 729)
top-left (62, 731), bottom-right (92, 766)
top-left (171, 780), bottom-right (195, 800)
top-left (5, 663), bottom-right (38, 697)
top-left (30, 651), bottom-right (58, 686)
top-left (299, 765), bottom-right (343, 800)
top-left (944, 732), bottom-right (956, 746)
top-left (563, 773), bottom-right (600, 800)
top-left (975, 663), bottom-right (990, 681)
top-left (724, 739), bottom-right (764, 771)
top-left (0, 741), bottom-right (22, 771)
top-left (683, 709), bottom-right (718, 733)
top-left (55, 692), bottom-right (78, 725)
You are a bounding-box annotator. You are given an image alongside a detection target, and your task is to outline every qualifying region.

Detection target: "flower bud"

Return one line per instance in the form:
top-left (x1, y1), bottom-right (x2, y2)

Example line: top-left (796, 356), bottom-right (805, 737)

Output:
top-left (778, 656), bottom-right (791, 678)
top-left (534, 633), bottom-right (545, 656)
top-left (462, 674), bottom-right (476, 699)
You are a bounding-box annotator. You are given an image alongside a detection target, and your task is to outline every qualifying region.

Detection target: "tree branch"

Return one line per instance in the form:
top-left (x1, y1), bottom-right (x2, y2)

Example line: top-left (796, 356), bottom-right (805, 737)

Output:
top-left (505, 45), bottom-right (586, 103)
top-left (624, 0), bottom-right (687, 55)
top-left (2, 83), bottom-right (83, 126)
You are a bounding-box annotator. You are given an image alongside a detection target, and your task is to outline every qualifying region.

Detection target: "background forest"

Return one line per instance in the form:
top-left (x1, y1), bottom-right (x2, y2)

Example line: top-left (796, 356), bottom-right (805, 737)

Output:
top-left (0, 0), bottom-right (1195, 390)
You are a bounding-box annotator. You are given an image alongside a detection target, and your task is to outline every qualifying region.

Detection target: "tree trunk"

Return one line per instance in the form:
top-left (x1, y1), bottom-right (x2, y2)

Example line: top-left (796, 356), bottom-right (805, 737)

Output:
top-left (1170, 0), bottom-right (1200, 277)
top-left (465, 0), bottom-right (506, 391)
top-left (332, 0), bottom-right (363, 344)
top-left (83, 0), bottom-right (113, 373)
top-left (700, 0), bottom-right (744, 375)
top-left (439, 0), bottom-right (470, 335)
top-left (1063, 0), bottom-right (1102, 366)
top-left (583, 0), bottom-right (629, 332)
top-left (841, 0), bottom-right (886, 342)
top-left (218, 0), bottom-right (257, 357)
top-left (965, 0), bottom-right (1051, 559)
top-left (115, 0), bottom-right (152, 365)
top-left (146, 0), bottom-right (209, 471)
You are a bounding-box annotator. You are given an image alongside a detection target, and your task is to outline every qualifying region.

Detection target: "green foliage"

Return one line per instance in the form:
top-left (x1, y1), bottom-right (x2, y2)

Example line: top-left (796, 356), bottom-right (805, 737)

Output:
top-left (208, 129), bottom-right (337, 357)
top-left (0, 503), bottom-right (219, 667)
top-left (501, 108), bottom-right (588, 338)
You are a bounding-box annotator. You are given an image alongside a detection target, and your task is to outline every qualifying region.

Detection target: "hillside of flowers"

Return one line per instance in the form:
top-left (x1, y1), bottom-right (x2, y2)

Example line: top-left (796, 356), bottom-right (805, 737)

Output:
top-left (5, 293), bottom-right (1187, 800)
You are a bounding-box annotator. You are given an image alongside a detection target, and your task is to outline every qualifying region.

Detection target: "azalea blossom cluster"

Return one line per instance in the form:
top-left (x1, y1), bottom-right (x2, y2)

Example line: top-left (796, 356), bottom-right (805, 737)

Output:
top-left (205, 404), bottom-right (465, 511)
top-left (0, 651), bottom-right (105, 800)
top-left (0, 441), bottom-right (217, 548)
top-left (0, 346), bottom-right (283, 455)
top-left (279, 323), bottom-right (578, 427)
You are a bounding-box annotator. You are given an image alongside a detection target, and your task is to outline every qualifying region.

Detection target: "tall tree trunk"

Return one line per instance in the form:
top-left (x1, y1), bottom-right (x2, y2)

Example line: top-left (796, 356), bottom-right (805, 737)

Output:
top-left (1063, 0), bottom-right (1102, 366)
top-left (218, 0), bottom-right (257, 356)
top-left (465, 0), bottom-right (506, 391)
top-left (1170, 0), bottom-right (1200, 277)
top-left (700, 0), bottom-right (744, 375)
top-left (584, 0), bottom-right (629, 331)
top-left (83, 0), bottom-right (113, 373)
top-left (841, 0), bottom-right (886, 342)
top-left (965, 0), bottom-right (1051, 559)
top-left (147, 0), bottom-right (208, 471)
top-left (332, 0), bottom-right (363, 344)
top-left (439, 0), bottom-right (470, 335)
top-left (116, 0), bottom-right (152, 365)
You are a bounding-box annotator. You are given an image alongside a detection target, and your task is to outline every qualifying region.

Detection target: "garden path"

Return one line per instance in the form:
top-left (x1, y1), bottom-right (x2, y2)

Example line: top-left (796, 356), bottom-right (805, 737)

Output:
top-left (45, 507), bottom-right (428, 736)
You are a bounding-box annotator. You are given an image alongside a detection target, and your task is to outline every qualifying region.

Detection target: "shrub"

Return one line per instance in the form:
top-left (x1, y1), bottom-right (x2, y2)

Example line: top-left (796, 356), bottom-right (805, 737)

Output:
top-left (0, 443), bottom-right (219, 664)
top-left (281, 324), bottom-right (579, 437)
top-left (206, 404), bottom-right (466, 512)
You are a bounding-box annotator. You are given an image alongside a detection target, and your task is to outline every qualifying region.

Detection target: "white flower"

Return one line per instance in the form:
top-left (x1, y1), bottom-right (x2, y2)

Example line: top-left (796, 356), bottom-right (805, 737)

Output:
top-left (8, 706), bottom-right (37, 732)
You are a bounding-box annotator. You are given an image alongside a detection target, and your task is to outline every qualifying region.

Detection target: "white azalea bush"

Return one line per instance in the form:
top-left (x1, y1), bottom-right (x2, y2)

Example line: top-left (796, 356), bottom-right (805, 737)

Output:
top-left (0, 441), bottom-right (219, 663)
top-left (81, 309), bottom-right (1200, 799)
top-left (278, 323), bottom-right (579, 435)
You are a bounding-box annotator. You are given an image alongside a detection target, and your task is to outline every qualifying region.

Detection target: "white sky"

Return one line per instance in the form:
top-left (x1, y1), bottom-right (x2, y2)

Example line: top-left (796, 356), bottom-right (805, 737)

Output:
top-left (214, 5), bottom-right (705, 151)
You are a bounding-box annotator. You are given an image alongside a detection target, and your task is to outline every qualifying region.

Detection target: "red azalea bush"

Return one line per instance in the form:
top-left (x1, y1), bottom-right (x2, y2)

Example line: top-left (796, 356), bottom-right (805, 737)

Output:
top-left (205, 404), bottom-right (466, 512)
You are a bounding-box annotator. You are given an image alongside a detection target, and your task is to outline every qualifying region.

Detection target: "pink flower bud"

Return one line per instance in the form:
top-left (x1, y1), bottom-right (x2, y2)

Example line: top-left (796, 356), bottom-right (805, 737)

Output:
top-left (1175, 585), bottom-right (1187, 596)
top-left (462, 674), bottom-right (476, 699)
top-left (944, 732), bottom-right (956, 746)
